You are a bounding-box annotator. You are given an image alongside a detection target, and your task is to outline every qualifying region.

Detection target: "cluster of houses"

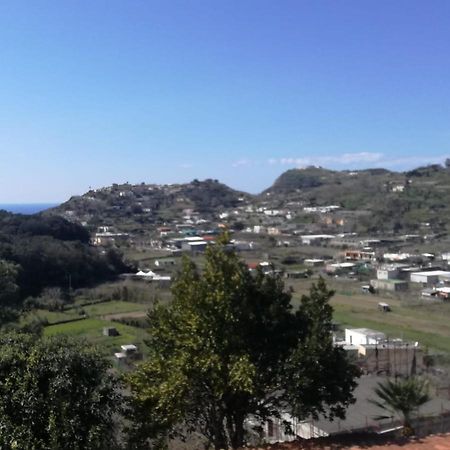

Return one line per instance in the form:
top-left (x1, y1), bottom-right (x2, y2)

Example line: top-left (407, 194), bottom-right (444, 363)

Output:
top-left (370, 256), bottom-right (450, 297)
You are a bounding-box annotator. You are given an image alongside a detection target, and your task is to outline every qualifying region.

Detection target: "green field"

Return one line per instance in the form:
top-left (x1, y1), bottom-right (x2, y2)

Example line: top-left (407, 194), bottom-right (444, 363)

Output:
top-left (21, 309), bottom-right (80, 325)
top-left (22, 300), bottom-right (152, 357)
top-left (291, 278), bottom-right (450, 354)
top-left (44, 318), bottom-right (149, 356)
top-left (81, 300), bottom-right (148, 317)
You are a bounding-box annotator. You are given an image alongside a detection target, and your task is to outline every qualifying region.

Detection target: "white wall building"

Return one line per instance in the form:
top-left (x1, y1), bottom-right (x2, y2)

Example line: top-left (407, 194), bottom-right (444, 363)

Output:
top-left (377, 267), bottom-right (399, 280)
top-left (410, 270), bottom-right (450, 286)
top-left (344, 328), bottom-right (386, 346)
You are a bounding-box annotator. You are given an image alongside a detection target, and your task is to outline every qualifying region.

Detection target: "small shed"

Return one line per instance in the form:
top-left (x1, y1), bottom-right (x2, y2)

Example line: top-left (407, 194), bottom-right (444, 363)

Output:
top-left (103, 327), bottom-right (119, 337)
top-left (378, 302), bottom-right (391, 312)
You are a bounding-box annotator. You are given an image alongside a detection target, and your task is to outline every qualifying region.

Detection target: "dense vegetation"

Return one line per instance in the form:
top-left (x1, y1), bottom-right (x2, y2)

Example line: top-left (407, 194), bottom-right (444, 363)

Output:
top-left (0, 333), bottom-right (121, 449)
top-left (0, 211), bottom-right (130, 312)
top-left (127, 237), bottom-right (359, 449)
top-left (265, 164), bottom-right (450, 233)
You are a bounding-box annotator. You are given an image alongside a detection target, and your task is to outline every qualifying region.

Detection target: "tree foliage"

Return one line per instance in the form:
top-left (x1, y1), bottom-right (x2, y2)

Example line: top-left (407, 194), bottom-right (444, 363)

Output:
top-left (0, 211), bottom-right (130, 299)
top-left (0, 259), bottom-right (20, 307)
top-left (370, 377), bottom-right (430, 435)
top-left (128, 239), bottom-right (359, 449)
top-left (0, 332), bottom-right (122, 449)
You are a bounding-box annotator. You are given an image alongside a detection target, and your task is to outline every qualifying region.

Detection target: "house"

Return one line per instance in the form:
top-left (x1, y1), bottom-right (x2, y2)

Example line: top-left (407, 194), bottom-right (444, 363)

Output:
top-left (253, 225), bottom-right (267, 234)
top-left (383, 253), bottom-right (411, 262)
top-left (304, 259), bottom-right (325, 267)
top-left (344, 328), bottom-right (386, 346)
top-left (103, 327), bottom-right (119, 337)
top-left (344, 250), bottom-right (376, 261)
top-left (92, 231), bottom-right (129, 246)
top-left (182, 240), bottom-right (208, 253)
top-left (325, 262), bottom-right (356, 275)
top-left (410, 270), bottom-right (450, 286)
top-left (284, 271), bottom-right (309, 279)
top-left (303, 205), bottom-right (340, 213)
top-left (436, 287), bottom-right (450, 300)
top-left (300, 234), bottom-right (335, 245)
top-left (370, 279), bottom-right (408, 292)
top-left (376, 266), bottom-right (400, 280)
top-left (264, 209), bottom-right (283, 217)
top-left (232, 240), bottom-right (254, 251)
top-left (154, 259), bottom-right (176, 268)
top-left (114, 344), bottom-right (141, 366)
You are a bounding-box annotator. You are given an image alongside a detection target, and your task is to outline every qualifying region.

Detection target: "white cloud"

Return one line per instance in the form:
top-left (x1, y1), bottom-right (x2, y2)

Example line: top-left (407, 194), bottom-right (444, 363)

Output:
top-left (232, 158), bottom-right (252, 167)
top-left (267, 152), bottom-right (449, 169)
top-left (269, 152), bottom-right (383, 167)
top-left (339, 152), bottom-right (383, 163)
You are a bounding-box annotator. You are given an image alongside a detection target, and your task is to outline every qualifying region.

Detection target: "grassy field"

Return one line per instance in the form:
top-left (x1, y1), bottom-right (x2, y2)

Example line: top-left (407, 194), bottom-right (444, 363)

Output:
top-left (21, 309), bottom-right (81, 325)
top-left (291, 278), bottom-right (450, 354)
top-left (22, 300), bottom-right (152, 357)
top-left (44, 318), bottom-right (150, 356)
top-left (82, 300), bottom-right (148, 317)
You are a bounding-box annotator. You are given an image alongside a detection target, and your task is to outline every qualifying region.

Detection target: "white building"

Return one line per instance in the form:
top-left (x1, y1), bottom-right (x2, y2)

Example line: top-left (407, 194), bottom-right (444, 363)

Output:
top-left (300, 234), bottom-right (335, 245)
top-left (377, 266), bottom-right (399, 280)
top-left (410, 270), bottom-right (450, 286)
top-left (344, 328), bottom-right (386, 346)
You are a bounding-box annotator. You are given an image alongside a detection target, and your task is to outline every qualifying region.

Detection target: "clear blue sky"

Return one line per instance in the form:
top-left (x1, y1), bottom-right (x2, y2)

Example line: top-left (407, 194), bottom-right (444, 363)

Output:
top-left (1, 0), bottom-right (450, 202)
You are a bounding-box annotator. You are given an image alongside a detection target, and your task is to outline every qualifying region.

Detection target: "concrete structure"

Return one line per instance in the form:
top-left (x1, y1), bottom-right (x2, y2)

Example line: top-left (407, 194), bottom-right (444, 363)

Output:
top-left (300, 234), bottom-right (335, 245)
top-left (326, 262), bottom-right (356, 274)
top-left (344, 250), bottom-right (376, 261)
top-left (285, 271), bottom-right (309, 279)
top-left (377, 266), bottom-right (400, 280)
top-left (92, 231), bottom-right (129, 246)
top-left (182, 240), bottom-right (208, 252)
top-left (103, 327), bottom-right (119, 337)
top-left (345, 328), bottom-right (386, 346)
top-left (442, 252), bottom-right (450, 261)
top-left (410, 270), bottom-right (450, 286)
top-left (370, 279), bottom-right (408, 292)
top-left (304, 259), bottom-right (325, 267)
top-left (358, 342), bottom-right (423, 376)
top-left (154, 259), bottom-right (176, 267)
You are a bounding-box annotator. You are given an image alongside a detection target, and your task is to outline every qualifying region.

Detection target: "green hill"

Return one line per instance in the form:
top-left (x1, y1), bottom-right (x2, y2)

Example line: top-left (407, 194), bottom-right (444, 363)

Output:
top-left (264, 164), bottom-right (450, 233)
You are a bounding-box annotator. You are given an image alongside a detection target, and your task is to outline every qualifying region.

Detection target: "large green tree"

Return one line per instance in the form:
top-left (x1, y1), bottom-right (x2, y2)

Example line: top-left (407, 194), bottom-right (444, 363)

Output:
top-left (0, 333), bottom-right (122, 449)
top-left (128, 239), bottom-right (359, 449)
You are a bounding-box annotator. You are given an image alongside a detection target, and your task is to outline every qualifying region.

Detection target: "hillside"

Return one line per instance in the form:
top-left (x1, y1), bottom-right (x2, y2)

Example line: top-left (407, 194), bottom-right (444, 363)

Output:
top-left (45, 163), bottom-right (450, 235)
top-left (264, 164), bottom-right (450, 233)
top-left (0, 211), bottom-right (129, 300)
top-left (48, 179), bottom-right (251, 231)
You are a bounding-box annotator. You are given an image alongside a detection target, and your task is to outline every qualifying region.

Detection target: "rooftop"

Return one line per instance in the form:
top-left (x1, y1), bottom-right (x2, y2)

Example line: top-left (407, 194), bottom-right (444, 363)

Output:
top-left (246, 433), bottom-right (450, 449)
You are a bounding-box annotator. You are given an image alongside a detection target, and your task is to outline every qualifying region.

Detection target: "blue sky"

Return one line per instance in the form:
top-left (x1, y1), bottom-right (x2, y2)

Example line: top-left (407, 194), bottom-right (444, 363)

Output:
top-left (1, 1), bottom-right (450, 202)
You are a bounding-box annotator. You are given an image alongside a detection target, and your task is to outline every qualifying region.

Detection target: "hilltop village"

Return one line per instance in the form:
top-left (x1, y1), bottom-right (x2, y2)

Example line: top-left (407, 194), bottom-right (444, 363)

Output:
top-left (28, 165), bottom-right (450, 442)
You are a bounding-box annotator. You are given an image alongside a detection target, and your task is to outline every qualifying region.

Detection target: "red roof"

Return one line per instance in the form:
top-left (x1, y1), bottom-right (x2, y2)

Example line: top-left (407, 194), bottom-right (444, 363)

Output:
top-left (244, 434), bottom-right (450, 450)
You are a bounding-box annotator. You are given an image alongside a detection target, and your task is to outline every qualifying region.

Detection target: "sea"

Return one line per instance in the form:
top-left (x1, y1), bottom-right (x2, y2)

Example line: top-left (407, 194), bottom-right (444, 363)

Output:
top-left (0, 203), bottom-right (59, 215)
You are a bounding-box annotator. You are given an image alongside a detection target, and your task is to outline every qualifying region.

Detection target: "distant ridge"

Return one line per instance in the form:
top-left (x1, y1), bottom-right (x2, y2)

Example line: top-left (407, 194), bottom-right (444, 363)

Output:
top-left (0, 203), bottom-right (59, 215)
top-left (45, 162), bottom-right (450, 234)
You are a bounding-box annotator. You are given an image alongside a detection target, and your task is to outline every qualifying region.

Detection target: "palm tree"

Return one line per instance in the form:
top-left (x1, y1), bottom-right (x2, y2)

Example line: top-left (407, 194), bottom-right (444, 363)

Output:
top-left (370, 377), bottom-right (430, 436)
